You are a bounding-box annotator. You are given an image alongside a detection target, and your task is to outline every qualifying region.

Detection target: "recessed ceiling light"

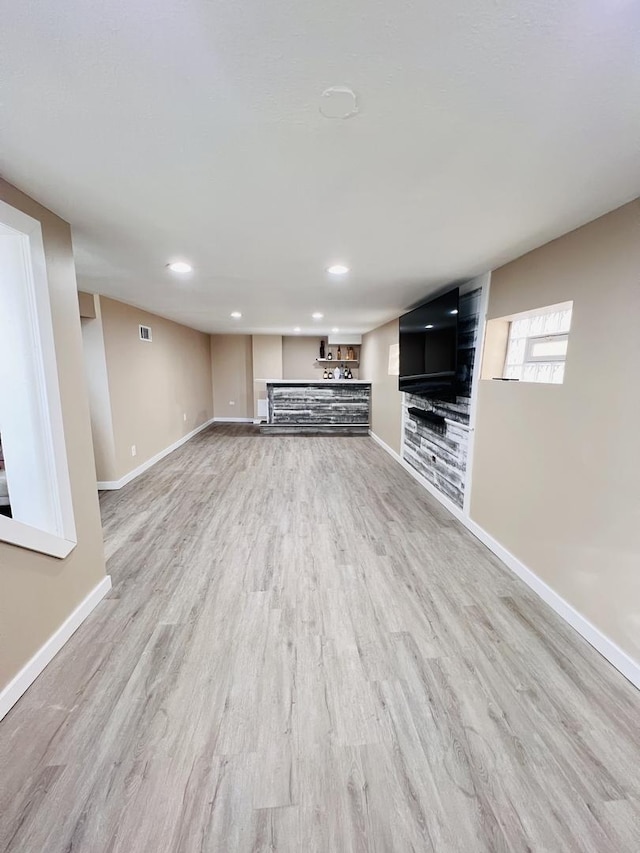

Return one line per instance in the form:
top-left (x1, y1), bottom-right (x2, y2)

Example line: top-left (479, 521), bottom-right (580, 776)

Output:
top-left (312, 312), bottom-right (324, 320)
top-left (331, 327), bottom-right (339, 333)
top-left (327, 264), bottom-right (349, 276)
top-left (167, 261), bottom-right (193, 273)
top-left (425, 324), bottom-right (434, 329)
top-left (294, 327), bottom-right (301, 332)
top-left (450, 309), bottom-right (459, 315)
top-left (230, 311), bottom-right (242, 319)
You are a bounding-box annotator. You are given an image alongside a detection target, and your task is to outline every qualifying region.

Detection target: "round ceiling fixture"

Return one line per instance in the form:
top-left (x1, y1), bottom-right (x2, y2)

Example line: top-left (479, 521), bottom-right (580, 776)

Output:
top-left (320, 86), bottom-right (359, 120)
top-left (230, 311), bottom-right (242, 319)
top-left (327, 264), bottom-right (349, 276)
top-left (167, 261), bottom-right (193, 274)
top-left (312, 312), bottom-right (324, 320)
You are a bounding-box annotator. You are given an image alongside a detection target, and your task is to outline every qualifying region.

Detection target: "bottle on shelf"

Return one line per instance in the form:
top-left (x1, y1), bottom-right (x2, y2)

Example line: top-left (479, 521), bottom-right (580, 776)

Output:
top-left (337, 345), bottom-right (342, 360)
top-left (320, 339), bottom-right (325, 359)
top-left (327, 350), bottom-right (333, 360)
top-left (323, 366), bottom-right (328, 379)
top-left (334, 365), bottom-right (341, 380)
top-left (327, 367), bottom-right (333, 379)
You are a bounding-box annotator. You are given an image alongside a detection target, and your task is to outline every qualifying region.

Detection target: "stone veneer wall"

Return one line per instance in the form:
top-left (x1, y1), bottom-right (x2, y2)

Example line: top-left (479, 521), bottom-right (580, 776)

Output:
top-left (268, 383), bottom-right (371, 425)
top-left (402, 286), bottom-right (482, 508)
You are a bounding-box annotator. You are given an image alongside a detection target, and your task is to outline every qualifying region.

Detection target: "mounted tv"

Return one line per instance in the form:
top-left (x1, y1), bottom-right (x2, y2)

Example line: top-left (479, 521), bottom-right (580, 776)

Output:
top-left (399, 287), bottom-right (459, 397)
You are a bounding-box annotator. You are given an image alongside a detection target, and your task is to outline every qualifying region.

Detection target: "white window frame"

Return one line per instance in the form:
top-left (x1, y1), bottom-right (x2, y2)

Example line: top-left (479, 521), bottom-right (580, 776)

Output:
top-left (0, 199), bottom-right (77, 559)
top-left (524, 333), bottom-right (569, 364)
top-left (502, 301), bottom-right (573, 385)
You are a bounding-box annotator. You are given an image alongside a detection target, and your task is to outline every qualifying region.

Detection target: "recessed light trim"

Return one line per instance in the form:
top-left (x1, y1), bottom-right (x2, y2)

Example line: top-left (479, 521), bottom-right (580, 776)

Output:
top-left (450, 309), bottom-right (459, 315)
top-left (167, 261), bottom-right (193, 274)
top-left (327, 264), bottom-right (349, 276)
top-left (230, 311), bottom-right (242, 319)
top-left (331, 327), bottom-right (339, 333)
top-left (294, 327), bottom-right (301, 332)
top-left (425, 324), bottom-right (434, 329)
top-left (312, 312), bottom-right (324, 320)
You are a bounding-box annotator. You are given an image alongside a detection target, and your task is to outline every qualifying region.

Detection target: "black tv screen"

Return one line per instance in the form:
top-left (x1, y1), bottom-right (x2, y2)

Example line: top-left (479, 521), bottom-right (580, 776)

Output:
top-left (399, 287), bottom-right (459, 396)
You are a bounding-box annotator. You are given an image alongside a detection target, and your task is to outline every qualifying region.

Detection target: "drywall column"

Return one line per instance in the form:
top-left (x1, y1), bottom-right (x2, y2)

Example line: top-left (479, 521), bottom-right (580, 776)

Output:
top-left (80, 295), bottom-right (118, 482)
top-left (210, 334), bottom-right (254, 420)
top-left (360, 319), bottom-right (402, 454)
top-left (252, 335), bottom-right (283, 420)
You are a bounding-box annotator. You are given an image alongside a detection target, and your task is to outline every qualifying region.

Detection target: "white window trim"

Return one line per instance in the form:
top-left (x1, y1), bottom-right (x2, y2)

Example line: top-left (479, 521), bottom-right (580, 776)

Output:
top-left (524, 333), bottom-right (569, 364)
top-left (0, 199), bottom-right (77, 559)
top-left (504, 300), bottom-right (573, 323)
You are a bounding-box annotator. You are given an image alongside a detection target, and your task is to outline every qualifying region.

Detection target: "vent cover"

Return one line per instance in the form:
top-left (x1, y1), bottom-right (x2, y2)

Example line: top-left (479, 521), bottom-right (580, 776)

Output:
top-left (139, 324), bottom-right (152, 342)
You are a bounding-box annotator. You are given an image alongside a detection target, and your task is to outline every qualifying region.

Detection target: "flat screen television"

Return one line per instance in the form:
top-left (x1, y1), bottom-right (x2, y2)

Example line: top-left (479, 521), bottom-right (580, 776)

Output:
top-left (399, 287), bottom-right (459, 397)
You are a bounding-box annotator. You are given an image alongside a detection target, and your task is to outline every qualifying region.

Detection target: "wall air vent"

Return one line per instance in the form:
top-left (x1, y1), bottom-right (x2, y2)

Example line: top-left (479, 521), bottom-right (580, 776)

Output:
top-left (139, 324), bottom-right (152, 342)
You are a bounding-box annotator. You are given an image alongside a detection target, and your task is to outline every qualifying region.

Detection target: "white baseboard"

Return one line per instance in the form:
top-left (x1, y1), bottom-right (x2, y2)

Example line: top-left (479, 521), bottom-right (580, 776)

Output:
top-left (369, 431), bottom-right (467, 523)
top-left (213, 417), bottom-right (254, 423)
top-left (463, 518), bottom-right (640, 689)
top-left (0, 575), bottom-right (112, 721)
top-left (98, 417), bottom-right (215, 490)
top-left (369, 430), bottom-right (640, 690)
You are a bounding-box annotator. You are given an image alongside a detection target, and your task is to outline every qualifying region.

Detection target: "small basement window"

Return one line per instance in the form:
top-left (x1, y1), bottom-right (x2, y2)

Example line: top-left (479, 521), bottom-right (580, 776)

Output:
top-left (503, 302), bottom-right (572, 384)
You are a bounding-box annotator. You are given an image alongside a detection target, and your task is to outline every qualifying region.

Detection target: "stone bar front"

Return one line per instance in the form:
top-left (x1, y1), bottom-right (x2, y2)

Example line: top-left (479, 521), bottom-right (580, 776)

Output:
top-left (262, 380), bottom-right (371, 434)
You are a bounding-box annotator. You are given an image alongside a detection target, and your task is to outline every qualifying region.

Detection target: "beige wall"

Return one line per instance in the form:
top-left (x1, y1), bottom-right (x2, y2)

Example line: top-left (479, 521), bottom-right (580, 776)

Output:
top-left (282, 336), bottom-right (324, 380)
top-left (360, 318), bottom-right (402, 454)
top-left (252, 335), bottom-right (283, 419)
top-left (471, 199), bottom-right (640, 661)
top-left (96, 297), bottom-right (213, 481)
top-left (0, 179), bottom-right (107, 690)
top-left (211, 334), bottom-right (253, 419)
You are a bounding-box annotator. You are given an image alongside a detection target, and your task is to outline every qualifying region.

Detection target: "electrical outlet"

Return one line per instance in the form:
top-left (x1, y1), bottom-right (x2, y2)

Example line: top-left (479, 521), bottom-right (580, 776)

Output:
top-left (183, 412), bottom-right (187, 422)
top-left (131, 445), bottom-right (137, 457)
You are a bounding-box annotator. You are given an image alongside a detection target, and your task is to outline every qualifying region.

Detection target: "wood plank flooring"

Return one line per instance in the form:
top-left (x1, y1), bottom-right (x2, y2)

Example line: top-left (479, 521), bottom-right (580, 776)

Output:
top-left (1, 424), bottom-right (639, 851)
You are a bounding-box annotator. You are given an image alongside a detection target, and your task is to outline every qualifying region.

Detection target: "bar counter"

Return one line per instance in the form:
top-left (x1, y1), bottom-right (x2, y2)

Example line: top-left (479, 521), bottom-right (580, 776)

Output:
top-left (262, 380), bottom-right (371, 434)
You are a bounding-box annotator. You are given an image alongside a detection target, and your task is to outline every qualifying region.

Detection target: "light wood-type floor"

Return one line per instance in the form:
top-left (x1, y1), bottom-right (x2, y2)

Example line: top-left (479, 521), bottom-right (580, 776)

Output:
top-left (1, 425), bottom-right (640, 852)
